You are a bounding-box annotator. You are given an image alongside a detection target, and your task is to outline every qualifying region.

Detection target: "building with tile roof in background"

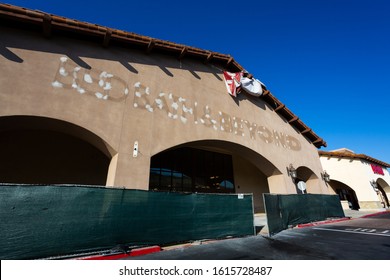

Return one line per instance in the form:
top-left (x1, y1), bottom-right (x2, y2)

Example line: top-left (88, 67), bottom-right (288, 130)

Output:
top-left (319, 148), bottom-right (390, 210)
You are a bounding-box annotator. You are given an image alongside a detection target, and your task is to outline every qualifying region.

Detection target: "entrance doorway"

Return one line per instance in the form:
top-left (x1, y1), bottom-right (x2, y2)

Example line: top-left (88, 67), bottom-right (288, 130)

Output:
top-left (150, 147), bottom-right (235, 193)
top-left (149, 140), bottom-right (278, 212)
top-left (329, 180), bottom-right (360, 210)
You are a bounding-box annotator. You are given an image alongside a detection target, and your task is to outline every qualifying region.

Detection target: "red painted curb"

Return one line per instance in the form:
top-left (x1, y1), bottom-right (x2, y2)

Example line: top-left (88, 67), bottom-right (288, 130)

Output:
top-left (296, 210), bottom-right (390, 228)
top-left (360, 210), bottom-right (390, 218)
top-left (297, 217), bottom-right (351, 228)
top-left (77, 245), bottom-right (161, 260)
top-left (80, 253), bottom-right (131, 260)
top-left (129, 245), bottom-right (161, 257)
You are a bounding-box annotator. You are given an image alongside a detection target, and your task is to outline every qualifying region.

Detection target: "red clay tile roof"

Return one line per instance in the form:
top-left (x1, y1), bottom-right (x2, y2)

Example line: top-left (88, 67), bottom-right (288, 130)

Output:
top-left (0, 3), bottom-right (327, 148)
top-left (319, 150), bottom-right (390, 168)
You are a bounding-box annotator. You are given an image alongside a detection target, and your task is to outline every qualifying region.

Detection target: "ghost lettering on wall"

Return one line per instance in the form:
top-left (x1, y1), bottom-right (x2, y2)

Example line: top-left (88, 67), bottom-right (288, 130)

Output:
top-left (52, 57), bottom-right (302, 151)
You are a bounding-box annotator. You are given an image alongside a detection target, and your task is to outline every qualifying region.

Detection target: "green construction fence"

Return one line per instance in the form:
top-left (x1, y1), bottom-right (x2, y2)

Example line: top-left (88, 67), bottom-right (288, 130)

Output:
top-left (0, 184), bottom-right (254, 259)
top-left (264, 193), bottom-right (345, 236)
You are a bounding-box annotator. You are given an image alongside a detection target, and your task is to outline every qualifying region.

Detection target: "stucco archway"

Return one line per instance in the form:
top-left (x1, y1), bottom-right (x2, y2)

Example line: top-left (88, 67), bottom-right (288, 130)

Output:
top-left (376, 178), bottom-right (390, 208)
top-left (328, 179), bottom-right (360, 210)
top-left (0, 115), bottom-right (114, 185)
top-left (149, 140), bottom-right (282, 212)
top-left (294, 166), bottom-right (320, 194)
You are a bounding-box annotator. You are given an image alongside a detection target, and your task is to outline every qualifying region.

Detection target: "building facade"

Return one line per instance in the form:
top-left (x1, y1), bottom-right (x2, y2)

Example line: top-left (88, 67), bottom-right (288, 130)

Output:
top-left (0, 4), bottom-right (329, 213)
top-left (320, 149), bottom-right (390, 210)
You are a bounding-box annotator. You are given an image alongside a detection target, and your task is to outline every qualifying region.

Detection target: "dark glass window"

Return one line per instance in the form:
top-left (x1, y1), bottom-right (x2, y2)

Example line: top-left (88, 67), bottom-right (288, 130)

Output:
top-left (149, 147), bottom-right (235, 193)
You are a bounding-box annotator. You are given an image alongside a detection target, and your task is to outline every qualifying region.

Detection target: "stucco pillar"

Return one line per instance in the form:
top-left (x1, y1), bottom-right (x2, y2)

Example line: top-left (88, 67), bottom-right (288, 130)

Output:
top-left (268, 174), bottom-right (294, 194)
top-left (105, 153), bottom-right (118, 187)
top-left (105, 152), bottom-right (150, 190)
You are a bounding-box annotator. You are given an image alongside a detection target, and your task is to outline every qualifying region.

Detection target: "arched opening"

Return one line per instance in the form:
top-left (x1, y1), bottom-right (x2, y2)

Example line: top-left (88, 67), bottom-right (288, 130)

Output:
top-left (149, 140), bottom-right (280, 213)
top-left (294, 166), bottom-right (319, 194)
top-left (376, 178), bottom-right (390, 208)
top-left (0, 116), bottom-right (112, 185)
top-left (150, 146), bottom-right (235, 193)
top-left (328, 180), bottom-right (360, 210)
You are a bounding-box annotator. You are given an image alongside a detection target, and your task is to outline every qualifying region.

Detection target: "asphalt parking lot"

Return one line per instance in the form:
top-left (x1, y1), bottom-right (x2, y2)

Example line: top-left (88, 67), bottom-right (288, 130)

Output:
top-left (123, 209), bottom-right (390, 260)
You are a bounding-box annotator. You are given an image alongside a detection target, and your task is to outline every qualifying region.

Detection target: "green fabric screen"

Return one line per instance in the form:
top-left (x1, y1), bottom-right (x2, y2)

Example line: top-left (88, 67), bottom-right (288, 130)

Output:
top-left (264, 193), bottom-right (344, 236)
top-left (0, 184), bottom-right (254, 259)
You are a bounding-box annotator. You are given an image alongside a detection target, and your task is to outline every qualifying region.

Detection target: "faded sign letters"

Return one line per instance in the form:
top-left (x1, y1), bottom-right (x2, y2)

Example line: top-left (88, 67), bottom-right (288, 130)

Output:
top-left (52, 57), bottom-right (301, 151)
top-left (133, 83), bottom-right (301, 151)
top-left (52, 57), bottom-right (129, 101)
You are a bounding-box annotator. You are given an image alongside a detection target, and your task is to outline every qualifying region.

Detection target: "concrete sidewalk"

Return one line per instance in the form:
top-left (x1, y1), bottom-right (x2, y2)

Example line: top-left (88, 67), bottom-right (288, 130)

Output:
top-left (255, 208), bottom-right (388, 235)
top-left (255, 208), bottom-right (387, 226)
top-left (343, 208), bottom-right (388, 218)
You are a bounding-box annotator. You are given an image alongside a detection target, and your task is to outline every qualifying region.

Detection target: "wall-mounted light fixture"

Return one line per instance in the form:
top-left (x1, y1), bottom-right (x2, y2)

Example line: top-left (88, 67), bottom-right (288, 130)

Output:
top-left (133, 141), bottom-right (139, 157)
top-left (370, 180), bottom-right (378, 192)
top-left (321, 171), bottom-right (330, 183)
top-left (287, 164), bottom-right (297, 179)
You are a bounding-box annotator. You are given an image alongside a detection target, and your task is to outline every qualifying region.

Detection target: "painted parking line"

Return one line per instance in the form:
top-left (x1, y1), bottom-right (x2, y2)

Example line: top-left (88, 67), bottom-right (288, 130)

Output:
top-left (313, 227), bottom-right (390, 237)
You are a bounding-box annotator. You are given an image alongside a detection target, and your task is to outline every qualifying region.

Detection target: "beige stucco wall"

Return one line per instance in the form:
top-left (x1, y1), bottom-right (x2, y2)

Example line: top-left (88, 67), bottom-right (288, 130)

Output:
top-left (233, 154), bottom-right (269, 212)
top-left (320, 156), bottom-right (390, 209)
top-left (0, 26), bottom-right (329, 201)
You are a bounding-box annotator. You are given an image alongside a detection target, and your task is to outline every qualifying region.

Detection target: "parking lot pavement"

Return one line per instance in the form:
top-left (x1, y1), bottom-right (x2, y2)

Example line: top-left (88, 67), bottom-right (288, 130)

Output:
top-left (273, 211), bottom-right (390, 259)
top-left (121, 209), bottom-right (390, 260)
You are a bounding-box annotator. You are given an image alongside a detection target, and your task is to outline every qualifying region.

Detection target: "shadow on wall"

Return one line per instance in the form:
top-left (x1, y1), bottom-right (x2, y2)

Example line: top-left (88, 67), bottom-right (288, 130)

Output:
top-left (0, 116), bottom-right (112, 185)
top-left (0, 26), bottom-right (219, 80)
top-left (0, 45), bottom-right (23, 63)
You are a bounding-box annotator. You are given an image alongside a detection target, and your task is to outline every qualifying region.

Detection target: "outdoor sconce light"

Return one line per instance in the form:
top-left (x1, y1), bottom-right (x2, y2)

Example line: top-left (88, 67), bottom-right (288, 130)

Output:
top-left (287, 164), bottom-right (297, 179)
top-left (321, 171), bottom-right (330, 183)
top-left (370, 180), bottom-right (378, 192)
top-left (133, 141), bottom-right (139, 157)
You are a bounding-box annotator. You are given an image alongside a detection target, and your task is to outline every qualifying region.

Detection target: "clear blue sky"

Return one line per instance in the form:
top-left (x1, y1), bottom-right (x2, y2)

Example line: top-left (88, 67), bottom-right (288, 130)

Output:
top-left (5, 0), bottom-right (390, 164)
